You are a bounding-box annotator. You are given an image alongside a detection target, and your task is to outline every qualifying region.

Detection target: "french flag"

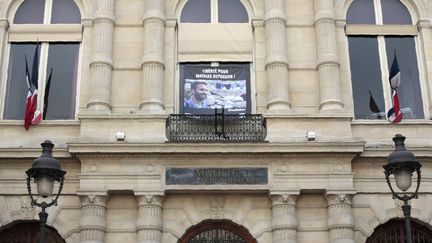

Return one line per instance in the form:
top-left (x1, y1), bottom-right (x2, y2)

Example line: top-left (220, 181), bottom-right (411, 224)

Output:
top-left (24, 44), bottom-right (41, 130)
top-left (386, 55), bottom-right (403, 124)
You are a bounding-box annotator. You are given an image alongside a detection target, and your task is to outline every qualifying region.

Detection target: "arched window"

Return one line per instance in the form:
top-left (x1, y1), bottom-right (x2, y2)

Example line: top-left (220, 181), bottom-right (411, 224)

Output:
top-left (346, 0), bottom-right (424, 120)
top-left (0, 221), bottom-right (66, 243)
top-left (366, 219), bottom-right (432, 243)
top-left (177, 0), bottom-right (253, 114)
top-left (180, 0), bottom-right (248, 23)
top-left (178, 220), bottom-right (256, 243)
top-left (3, 0), bottom-right (81, 121)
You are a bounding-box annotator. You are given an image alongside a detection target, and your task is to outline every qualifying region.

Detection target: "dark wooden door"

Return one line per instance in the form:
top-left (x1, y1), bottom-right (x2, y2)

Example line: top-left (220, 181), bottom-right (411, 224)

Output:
top-left (179, 220), bottom-right (256, 243)
top-left (0, 221), bottom-right (65, 243)
top-left (367, 219), bottom-right (432, 243)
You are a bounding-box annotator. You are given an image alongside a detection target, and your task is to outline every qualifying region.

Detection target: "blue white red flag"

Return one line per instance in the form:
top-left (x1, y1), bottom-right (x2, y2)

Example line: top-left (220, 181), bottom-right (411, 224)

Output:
top-left (386, 55), bottom-right (403, 124)
top-left (24, 44), bottom-right (41, 130)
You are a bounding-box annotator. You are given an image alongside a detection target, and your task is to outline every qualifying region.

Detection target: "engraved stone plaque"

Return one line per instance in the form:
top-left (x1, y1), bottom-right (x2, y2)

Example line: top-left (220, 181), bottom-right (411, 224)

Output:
top-left (166, 167), bottom-right (268, 185)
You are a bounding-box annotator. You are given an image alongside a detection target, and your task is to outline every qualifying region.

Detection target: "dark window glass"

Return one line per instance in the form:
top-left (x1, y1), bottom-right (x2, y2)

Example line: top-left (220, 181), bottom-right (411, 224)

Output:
top-left (381, 0), bottom-right (412, 24)
top-left (13, 0), bottom-right (45, 24)
top-left (180, 0), bottom-right (211, 23)
top-left (44, 43), bottom-right (79, 119)
top-left (51, 0), bottom-right (81, 24)
top-left (348, 37), bottom-right (385, 119)
top-left (346, 0), bottom-right (375, 24)
top-left (385, 37), bottom-right (423, 119)
top-left (4, 44), bottom-right (39, 119)
top-left (218, 0), bottom-right (248, 23)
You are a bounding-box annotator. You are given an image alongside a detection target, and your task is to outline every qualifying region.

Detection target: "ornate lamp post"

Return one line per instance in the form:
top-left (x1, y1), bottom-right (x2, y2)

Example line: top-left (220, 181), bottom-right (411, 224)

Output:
top-left (26, 141), bottom-right (66, 243)
top-left (383, 134), bottom-right (421, 243)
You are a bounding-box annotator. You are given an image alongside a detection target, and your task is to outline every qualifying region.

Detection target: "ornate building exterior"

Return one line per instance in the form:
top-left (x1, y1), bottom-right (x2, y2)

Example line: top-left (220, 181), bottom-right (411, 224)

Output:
top-left (0, 0), bottom-right (431, 242)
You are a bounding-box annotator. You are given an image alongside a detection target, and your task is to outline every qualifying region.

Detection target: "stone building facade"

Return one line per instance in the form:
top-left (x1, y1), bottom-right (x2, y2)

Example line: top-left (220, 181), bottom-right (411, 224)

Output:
top-left (0, 0), bottom-right (431, 242)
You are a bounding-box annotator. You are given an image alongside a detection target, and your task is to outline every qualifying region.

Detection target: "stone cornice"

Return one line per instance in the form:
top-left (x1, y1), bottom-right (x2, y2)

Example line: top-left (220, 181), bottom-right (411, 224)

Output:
top-left (66, 141), bottom-right (365, 158)
top-left (0, 148), bottom-right (71, 158)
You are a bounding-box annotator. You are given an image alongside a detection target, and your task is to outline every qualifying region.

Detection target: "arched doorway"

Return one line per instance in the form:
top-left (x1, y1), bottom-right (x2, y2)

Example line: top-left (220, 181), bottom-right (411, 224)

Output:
top-left (0, 221), bottom-right (65, 243)
top-left (178, 219), bottom-right (257, 243)
top-left (367, 219), bottom-right (432, 243)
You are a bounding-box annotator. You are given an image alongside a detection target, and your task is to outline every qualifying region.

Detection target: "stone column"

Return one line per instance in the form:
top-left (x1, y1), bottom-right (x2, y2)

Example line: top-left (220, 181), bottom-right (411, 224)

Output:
top-left (271, 195), bottom-right (298, 243)
top-left (139, 0), bottom-right (165, 113)
top-left (314, 0), bottom-right (344, 112)
top-left (79, 195), bottom-right (107, 243)
top-left (136, 195), bottom-right (163, 243)
top-left (87, 0), bottom-right (115, 113)
top-left (326, 194), bottom-right (354, 243)
top-left (264, 0), bottom-right (291, 112)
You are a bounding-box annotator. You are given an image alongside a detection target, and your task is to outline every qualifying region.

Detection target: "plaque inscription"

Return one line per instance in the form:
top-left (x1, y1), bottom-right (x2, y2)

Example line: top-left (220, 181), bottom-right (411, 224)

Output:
top-left (165, 167), bottom-right (268, 185)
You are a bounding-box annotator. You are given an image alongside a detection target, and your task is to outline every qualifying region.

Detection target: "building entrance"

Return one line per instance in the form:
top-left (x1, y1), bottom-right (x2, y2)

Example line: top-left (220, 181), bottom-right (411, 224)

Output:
top-left (0, 221), bottom-right (65, 243)
top-left (178, 219), bottom-right (256, 243)
top-left (366, 219), bottom-right (432, 243)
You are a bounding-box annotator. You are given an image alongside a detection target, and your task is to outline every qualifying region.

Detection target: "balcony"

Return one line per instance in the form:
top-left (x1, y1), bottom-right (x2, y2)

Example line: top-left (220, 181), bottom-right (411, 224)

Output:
top-left (166, 113), bottom-right (266, 142)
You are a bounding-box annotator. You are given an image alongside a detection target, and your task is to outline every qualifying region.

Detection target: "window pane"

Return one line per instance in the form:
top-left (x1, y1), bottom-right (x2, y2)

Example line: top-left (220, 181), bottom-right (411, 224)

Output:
top-left (51, 0), bottom-right (81, 24)
top-left (4, 44), bottom-right (39, 119)
top-left (348, 37), bottom-right (385, 119)
top-left (180, 0), bottom-right (211, 23)
top-left (218, 0), bottom-right (248, 23)
top-left (385, 37), bottom-right (423, 119)
top-left (14, 0), bottom-right (45, 24)
top-left (44, 43), bottom-right (79, 120)
top-left (381, 0), bottom-right (412, 24)
top-left (346, 0), bottom-right (375, 24)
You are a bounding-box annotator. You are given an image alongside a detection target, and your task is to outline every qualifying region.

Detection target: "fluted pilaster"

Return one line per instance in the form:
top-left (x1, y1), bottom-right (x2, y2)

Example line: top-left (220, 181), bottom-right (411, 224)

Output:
top-left (314, 0), bottom-right (344, 112)
top-left (136, 195), bottom-right (164, 243)
top-left (271, 195), bottom-right (298, 243)
top-left (139, 0), bottom-right (165, 113)
top-left (79, 195), bottom-right (107, 243)
top-left (264, 0), bottom-right (291, 112)
top-left (326, 194), bottom-right (354, 243)
top-left (87, 0), bottom-right (115, 113)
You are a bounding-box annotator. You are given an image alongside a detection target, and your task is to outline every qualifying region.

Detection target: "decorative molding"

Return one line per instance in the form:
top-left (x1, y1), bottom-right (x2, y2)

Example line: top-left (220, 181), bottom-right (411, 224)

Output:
top-left (271, 194), bottom-right (298, 207)
top-left (326, 194), bottom-right (352, 206)
top-left (137, 195), bottom-right (164, 207)
top-left (73, 152), bottom-right (361, 159)
top-left (80, 194), bottom-right (107, 207)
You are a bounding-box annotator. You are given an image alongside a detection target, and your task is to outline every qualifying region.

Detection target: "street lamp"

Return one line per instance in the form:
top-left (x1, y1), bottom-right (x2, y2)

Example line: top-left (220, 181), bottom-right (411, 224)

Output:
top-left (26, 140), bottom-right (66, 243)
top-left (383, 134), bottom-right (421, 243)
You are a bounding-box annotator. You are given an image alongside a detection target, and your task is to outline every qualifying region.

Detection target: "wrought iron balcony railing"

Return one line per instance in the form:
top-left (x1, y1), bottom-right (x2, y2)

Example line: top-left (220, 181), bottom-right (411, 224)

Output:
top-left (166, 113), bottom-right (266, 142)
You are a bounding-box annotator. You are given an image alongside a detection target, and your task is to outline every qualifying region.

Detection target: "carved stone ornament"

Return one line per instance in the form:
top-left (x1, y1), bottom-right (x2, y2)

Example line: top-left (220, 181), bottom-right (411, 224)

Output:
top-left (81, 194), bottom-right (107, 207)
top-left (138, 195), bottom-right (164, 207)
top-left (326, 194), bottom-right (352, 206)
top-left (209, 195), bottom-right (226, 219)
top-left (271, 194), bottom-right (298, 207)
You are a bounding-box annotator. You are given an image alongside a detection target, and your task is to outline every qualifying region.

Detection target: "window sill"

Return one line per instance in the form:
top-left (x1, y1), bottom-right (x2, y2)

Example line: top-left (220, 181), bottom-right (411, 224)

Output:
top-left (351, 119), bottom-right (432, 125)
top-left (0, 120), bottom-right (80, 126)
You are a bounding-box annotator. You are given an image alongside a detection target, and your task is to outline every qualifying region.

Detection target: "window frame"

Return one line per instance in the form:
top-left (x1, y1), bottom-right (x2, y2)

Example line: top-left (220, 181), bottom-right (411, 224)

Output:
top-left (0, 0), bottom-right (83, 121)
top-left (345, 0), bottom-right (428, 121)
top-left (179, 0), bottom-right (250, 24)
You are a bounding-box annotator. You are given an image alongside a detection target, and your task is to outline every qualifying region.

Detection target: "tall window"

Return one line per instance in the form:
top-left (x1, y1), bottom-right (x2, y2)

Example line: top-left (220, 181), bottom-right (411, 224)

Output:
top-left (3, 0), bottom-right (81, 120)
top-left (346, 0), bottom-right (424, 120)
top-left (180, 0), bottom-right (248, 23)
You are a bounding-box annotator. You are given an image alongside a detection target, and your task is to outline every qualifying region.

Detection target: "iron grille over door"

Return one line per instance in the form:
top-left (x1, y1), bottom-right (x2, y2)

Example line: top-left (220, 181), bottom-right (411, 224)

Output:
top-left (367, 219), bottom-right (432, 243)
top-left (179, 220), bottom-right (256, 243)
top-left (0, 221), bottom-right (65, 243)
top-left (188, 228), bottom-right (247, 243)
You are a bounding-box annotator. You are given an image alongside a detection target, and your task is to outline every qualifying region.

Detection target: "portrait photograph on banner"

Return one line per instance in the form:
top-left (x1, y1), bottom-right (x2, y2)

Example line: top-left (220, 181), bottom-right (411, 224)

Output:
top-left (180, 63), bottom-right (251, 114)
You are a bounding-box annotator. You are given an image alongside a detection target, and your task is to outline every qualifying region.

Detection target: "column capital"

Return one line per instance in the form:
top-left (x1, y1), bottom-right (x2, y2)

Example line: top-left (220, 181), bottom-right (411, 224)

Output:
top-left (80, 194), bottom-right (108, 207)
top-left (325, 193), bottom-right (353, 206)
top-left (271, 194), bottom-right (298, 207)
top-left (137, 194), bottom-right (164, 207)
